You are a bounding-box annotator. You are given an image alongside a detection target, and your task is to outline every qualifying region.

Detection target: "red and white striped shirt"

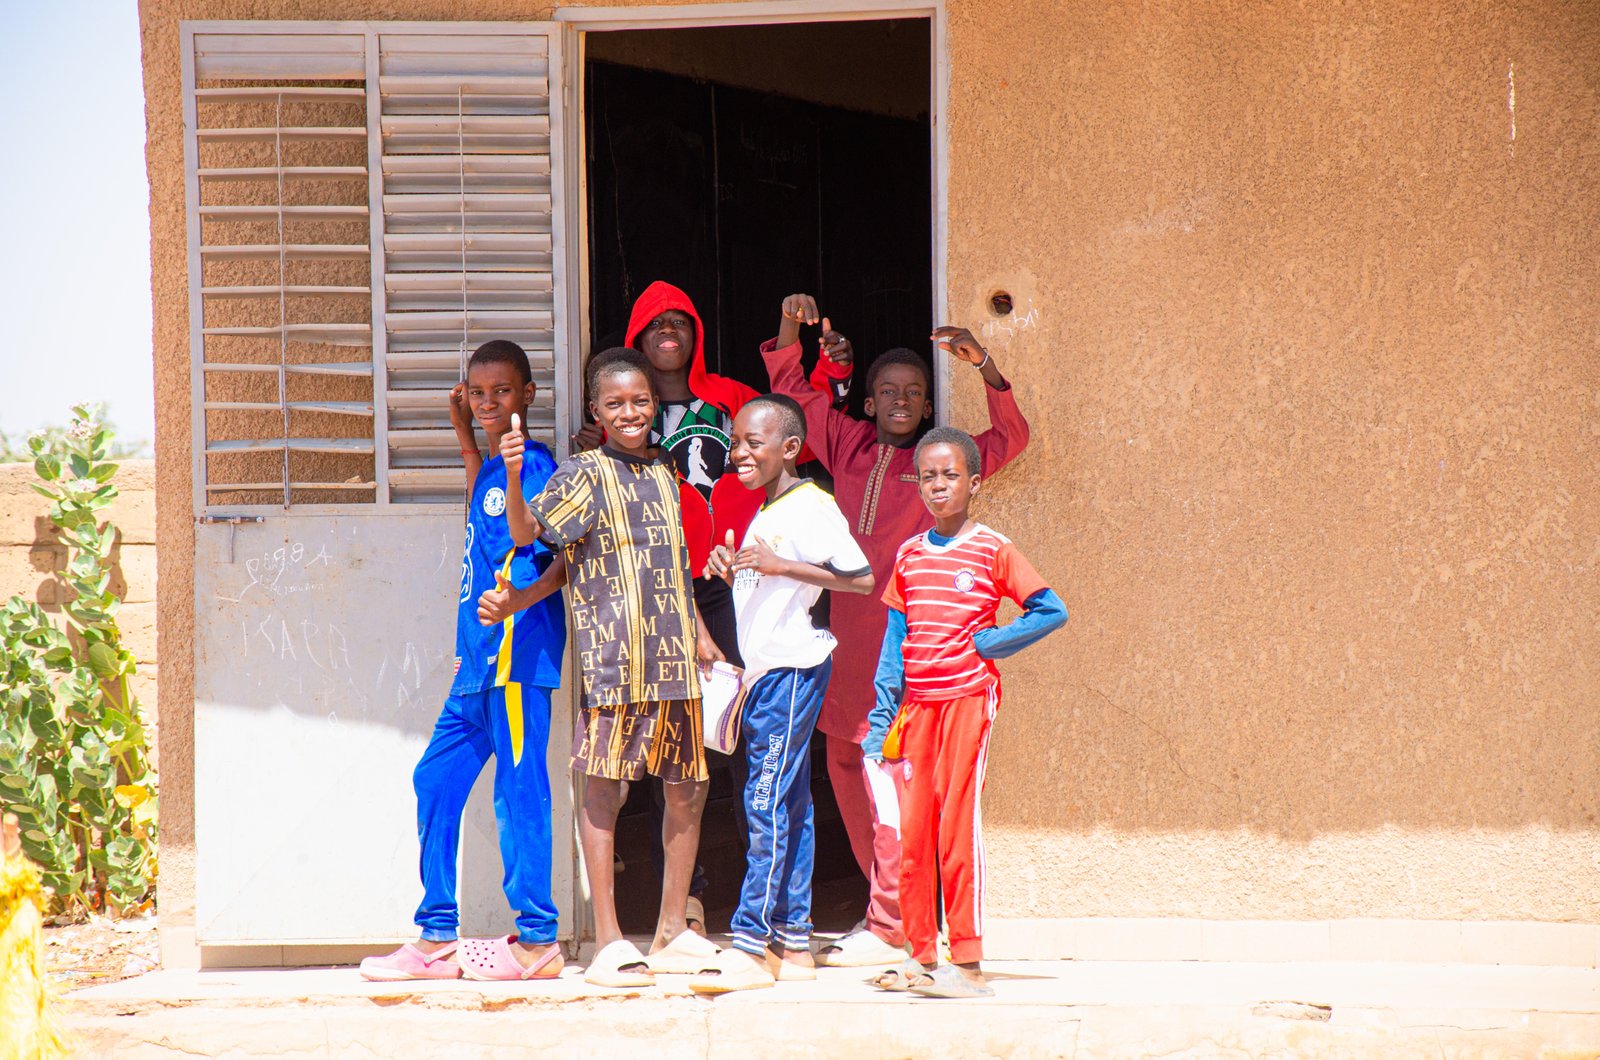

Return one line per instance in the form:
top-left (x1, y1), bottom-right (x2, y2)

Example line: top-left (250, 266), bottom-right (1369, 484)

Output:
top-left (882, 524), bottom-right (1048, 700)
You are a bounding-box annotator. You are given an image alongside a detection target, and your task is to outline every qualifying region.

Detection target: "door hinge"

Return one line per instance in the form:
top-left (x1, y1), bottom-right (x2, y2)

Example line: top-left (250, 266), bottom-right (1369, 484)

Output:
top-left (197, 514), bottom-right (264, 563)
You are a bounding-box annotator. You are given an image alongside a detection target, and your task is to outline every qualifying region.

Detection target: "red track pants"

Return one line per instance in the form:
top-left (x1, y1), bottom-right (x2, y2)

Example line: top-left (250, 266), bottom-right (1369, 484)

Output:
top-left (898, 688), bottom-right (997, 966)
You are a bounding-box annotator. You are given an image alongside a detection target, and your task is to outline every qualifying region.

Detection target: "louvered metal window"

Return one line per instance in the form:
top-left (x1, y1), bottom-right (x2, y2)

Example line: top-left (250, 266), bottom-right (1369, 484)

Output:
top-left (183, 23), bottom-right (572, 511)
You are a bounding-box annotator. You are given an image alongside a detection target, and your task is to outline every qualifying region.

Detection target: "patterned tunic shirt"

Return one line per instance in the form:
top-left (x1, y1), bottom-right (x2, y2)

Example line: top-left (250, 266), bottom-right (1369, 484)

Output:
top-left (526, 446), bottom-right (700, 709)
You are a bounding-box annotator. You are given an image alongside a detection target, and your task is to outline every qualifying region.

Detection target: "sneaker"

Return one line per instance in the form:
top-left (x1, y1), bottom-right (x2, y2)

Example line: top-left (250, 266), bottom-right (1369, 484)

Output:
top-left (359, 941), bottom-right (462, 981)
top-left (814, 925), bottom-right (908, 968)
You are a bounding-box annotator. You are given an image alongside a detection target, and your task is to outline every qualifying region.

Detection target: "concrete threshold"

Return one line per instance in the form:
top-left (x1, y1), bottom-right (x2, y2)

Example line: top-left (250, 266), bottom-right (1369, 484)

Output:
top-left (62, 950), bottom-right (1600, 1058)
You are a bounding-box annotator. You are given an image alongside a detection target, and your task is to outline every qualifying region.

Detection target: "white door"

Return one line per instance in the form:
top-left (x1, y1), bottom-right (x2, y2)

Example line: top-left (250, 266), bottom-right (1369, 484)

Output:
top-left (182, 21), bottom-right (579, 945)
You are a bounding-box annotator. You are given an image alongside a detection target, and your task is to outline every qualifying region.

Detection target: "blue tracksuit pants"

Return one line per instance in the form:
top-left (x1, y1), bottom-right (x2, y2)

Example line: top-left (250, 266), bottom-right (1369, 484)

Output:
top-left (730, 659), bottom-right (831, 957)
top-left (412, 684), bottom-right (557, 945)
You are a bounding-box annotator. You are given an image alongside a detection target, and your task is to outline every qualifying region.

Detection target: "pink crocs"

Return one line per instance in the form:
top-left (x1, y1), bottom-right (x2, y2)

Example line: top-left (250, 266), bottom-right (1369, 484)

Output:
top-left (458, 936), bottom-right (564, 981)
top-left (359, 941), bottom-right (463, 982)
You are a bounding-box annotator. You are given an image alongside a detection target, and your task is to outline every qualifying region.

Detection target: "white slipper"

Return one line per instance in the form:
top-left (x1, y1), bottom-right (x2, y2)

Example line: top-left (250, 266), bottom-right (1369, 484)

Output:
top-left (688, 949), bottom-right (776, 995)
top-left (584, 939), bottom-right (655, 987)
top-left (774, 957), bottom-right (816, 982)
top-left (645, 928), bottom-right (721, 974)
top-left (814, 926), bottom-right (909, 967)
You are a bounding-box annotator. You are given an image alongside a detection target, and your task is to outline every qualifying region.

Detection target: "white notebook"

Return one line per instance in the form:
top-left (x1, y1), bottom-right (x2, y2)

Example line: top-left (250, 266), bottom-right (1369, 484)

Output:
top-left (698, 662), bottom-right (748, 754)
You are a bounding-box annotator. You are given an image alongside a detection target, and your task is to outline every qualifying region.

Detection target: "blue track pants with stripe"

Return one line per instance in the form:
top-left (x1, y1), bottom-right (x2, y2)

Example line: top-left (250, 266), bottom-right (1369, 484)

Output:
top-left (730, 658), bottom-right (831, 956)
top-left (412, 684), bottom-right (557, 945)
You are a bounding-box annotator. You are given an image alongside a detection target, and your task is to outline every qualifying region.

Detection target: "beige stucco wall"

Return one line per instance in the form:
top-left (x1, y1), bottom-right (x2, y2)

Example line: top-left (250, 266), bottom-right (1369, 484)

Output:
top-left (0, 460), bottom-right (159, 737)
top-left (140, 0), bottom-right (1600, 943)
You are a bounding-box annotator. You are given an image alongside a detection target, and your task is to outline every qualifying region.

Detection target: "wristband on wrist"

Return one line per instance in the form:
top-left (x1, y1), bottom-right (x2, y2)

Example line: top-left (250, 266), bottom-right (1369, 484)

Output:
top-left (976, 350), bottom-right (992, 369)
top-left (461, 449), bottom-right (480, 457)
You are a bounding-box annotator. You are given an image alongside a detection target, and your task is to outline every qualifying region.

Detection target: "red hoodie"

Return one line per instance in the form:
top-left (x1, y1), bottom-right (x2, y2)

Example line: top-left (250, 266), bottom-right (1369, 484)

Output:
top-left (623, 281), bottom-right (845, 574)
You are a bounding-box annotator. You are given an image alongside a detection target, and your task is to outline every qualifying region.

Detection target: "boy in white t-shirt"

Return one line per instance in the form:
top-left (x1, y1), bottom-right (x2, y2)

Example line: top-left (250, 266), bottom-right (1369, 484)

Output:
top-left (694, 394), bottom-right (874, 993)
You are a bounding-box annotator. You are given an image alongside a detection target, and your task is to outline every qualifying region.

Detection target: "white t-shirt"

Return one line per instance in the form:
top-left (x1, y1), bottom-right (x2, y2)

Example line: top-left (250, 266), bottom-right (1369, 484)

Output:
top-left (731, 480), bottom-right (871, 678)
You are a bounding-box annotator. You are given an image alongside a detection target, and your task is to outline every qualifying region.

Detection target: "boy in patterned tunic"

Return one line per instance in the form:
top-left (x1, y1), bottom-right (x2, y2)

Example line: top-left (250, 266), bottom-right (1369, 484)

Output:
top-left (863, 428), bottom-right (1067, 998)
top-left (502, 347), bottom-right (723, 987)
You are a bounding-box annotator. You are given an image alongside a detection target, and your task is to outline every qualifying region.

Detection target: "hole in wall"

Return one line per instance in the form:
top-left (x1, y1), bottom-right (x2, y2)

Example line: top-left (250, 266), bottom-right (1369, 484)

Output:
top-left (989, 290), bottom-right (1013, 316)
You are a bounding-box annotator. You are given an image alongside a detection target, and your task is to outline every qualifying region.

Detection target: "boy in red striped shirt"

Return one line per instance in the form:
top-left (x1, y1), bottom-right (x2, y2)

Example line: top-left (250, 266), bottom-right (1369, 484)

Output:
top-left (863, 427), bottom-right (1068, 998)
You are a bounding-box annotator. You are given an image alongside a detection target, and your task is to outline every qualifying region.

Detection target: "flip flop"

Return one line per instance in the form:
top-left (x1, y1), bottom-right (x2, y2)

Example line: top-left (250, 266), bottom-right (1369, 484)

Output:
top-left (688, 949), bottom-right (776, 995)
top-left (457, 936), bottom-right (563, 982)
top-left (584, 939), bottom-right (656, 987)
top-left (908, 964), bottom-right (995, 999)
top-left (775, 958), bottom-right (816, 982)
top-left (869, 958), bottom-right (928, 992)
top-left (816, 925), bottom-right (909, 967)
top-left (644, 928), bottom-right (721, 974)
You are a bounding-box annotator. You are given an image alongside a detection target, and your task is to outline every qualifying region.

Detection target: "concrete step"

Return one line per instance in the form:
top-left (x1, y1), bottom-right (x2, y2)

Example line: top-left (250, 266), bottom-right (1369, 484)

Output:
top-left (63, 958), bottom-right (1600, 1058)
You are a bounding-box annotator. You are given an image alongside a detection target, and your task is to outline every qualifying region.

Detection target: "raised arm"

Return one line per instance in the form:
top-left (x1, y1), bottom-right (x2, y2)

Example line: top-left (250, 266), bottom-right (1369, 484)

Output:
top-left (449, 383), bottom-right (484, 486)
top-left (813, 318), bottom-right (853, 409)
top-left (762, 294), bottom-right (872, 471)
top-left (933, 325), bottom-right (1032, 477)
top-left (499, 415), bottom-right (546, 547)
top-left (777, 293), bottom-right (853, 409)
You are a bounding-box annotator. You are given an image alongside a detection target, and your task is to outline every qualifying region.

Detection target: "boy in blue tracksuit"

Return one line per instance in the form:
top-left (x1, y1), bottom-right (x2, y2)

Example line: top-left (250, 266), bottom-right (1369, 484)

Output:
top-left (694, 395), bottom-right (875, 992)
top-left (361, 340), bottom-right (570, 983)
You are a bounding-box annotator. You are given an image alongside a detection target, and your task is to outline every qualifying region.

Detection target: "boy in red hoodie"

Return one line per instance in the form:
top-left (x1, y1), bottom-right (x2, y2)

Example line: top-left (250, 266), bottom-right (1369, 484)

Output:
top-left (761, 294), bottom-right (1030, 965)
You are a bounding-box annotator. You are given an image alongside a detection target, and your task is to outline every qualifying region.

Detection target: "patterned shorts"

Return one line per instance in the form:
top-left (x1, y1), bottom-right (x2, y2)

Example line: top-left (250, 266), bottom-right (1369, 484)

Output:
top-left (572, 698), bottom-right (708, 783)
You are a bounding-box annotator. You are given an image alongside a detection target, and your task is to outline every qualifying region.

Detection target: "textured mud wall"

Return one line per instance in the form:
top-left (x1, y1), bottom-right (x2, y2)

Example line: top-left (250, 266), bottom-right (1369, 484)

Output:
top-left (142, 0), bottom-right (1600, 930)
top-left (947, 0), bottom-right (1600, 920)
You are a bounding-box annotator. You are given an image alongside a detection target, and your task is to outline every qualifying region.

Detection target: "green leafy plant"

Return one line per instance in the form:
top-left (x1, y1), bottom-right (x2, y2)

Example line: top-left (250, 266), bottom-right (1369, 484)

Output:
top-left (0, 404), bottom-right (156, 913)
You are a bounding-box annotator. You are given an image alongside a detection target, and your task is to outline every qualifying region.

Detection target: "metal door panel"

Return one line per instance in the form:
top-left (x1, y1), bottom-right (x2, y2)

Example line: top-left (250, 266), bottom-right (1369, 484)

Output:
top-left (192, 514), bottom-right (573, 943)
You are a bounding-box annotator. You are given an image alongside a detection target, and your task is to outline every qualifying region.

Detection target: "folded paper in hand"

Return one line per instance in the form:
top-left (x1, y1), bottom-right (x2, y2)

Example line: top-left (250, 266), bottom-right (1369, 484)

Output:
top-left (699, 662), bottom-right (748, 754)
top-left (865, 759), bottom-right (900, 836)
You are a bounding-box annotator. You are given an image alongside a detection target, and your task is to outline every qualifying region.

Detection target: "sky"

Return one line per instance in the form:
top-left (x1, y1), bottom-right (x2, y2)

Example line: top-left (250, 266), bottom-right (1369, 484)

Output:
top-left (0, 2), bottom-right (155, 451)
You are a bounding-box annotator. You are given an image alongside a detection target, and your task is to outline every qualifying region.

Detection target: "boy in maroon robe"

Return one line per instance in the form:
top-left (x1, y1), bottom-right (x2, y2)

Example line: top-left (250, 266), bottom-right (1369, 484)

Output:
top-left (762, 295), bottom-right (1029, 964)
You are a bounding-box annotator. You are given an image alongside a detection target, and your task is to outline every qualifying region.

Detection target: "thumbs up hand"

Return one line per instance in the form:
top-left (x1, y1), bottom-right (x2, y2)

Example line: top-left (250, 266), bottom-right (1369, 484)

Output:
top-left (704, 528), bottom-right (738, 585)
top-left (478, 570), bottom-right (515, 625)
top-left (502, 414), bottom-right (526, 473)
top-left (819, 316), bottom-right (853, 367)
top-left (732, 534), bottom-right (786, 578)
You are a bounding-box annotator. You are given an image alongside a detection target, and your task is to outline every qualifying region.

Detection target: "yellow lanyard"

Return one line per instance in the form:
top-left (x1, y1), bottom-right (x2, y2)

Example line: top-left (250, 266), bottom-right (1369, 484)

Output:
top-left (492, 550), bottom-right (525, 765)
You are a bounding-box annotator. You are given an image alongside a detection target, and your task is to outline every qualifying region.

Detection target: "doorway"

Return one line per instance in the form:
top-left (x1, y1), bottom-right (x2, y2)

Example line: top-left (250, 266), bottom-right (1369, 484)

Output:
top-left (579, 16), bottom-right (935, 934)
